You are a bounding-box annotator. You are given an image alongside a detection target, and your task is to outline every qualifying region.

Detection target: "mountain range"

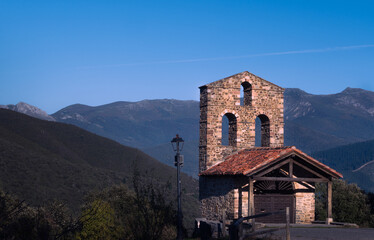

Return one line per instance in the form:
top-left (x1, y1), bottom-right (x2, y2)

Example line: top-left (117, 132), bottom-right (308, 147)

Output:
top-left (3, 87), bottom-right (374, 180)
top-left (49, 87), bottom-right (374, 177)
top-left (52, 99), bottom-right (199, 149)
top-left (284, 87), bottom-right (374, 151)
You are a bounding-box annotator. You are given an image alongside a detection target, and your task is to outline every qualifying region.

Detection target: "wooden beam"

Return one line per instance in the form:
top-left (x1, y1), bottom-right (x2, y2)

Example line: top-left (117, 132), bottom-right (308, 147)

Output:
top-left (252, 176), bottom-right (328, 182)
top-left (298, 181), bottom-right (315, 190)
top-left (293, 160), bottom-right (329, 180)
top-left (256, 159), bottom-right (290, 177)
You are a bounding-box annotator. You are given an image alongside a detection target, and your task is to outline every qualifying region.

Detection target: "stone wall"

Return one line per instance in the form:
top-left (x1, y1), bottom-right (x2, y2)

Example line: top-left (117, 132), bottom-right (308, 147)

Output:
top-left (295, 192), bottom-right (315, 223)
top-left (199, 71), bottom-right (284, 173)
top-left (200, 176), bottom-right (248, 220)
top-left (234, 187), bottom-right (249, 219)
top-left (294, 182), bottom-right (315, 223)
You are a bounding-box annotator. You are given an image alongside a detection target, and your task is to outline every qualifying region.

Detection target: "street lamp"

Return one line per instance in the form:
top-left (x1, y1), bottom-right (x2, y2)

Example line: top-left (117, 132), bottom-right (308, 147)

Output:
top-left (171, 134), bottom-right (184, 240)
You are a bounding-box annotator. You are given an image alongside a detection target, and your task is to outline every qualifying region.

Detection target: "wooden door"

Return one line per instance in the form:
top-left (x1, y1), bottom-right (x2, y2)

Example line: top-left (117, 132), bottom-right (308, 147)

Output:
top-left (254, 194), bottom-right (295, 223)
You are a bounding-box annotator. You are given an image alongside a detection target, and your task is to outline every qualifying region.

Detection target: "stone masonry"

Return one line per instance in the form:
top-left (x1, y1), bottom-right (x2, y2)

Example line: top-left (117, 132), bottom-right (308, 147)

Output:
top-left (295, 182), bottom-right (315, 223)
top-left (200, 175), bottom-right (249, 221)
top-left (295, 192), bottom-right (315, 223)
top-left (199, 71), bottom-right (284, 173)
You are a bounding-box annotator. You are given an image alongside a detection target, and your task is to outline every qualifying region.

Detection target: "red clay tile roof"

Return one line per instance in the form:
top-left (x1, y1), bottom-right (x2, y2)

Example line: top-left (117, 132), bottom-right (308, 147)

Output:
top-left (200, 146), bottom-right (342, 178)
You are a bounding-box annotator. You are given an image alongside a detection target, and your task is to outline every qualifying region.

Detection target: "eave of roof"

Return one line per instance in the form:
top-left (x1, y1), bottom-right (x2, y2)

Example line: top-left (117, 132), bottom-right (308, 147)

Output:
top-left (199, 146), bottom-right (343, 179)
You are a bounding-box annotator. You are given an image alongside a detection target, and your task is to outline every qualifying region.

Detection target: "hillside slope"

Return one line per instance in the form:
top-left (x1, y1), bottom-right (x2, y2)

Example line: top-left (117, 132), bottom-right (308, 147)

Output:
top-left (312, 139), bottom-right (374, 193)
top-left (0, 109), bottom-right (199, 217)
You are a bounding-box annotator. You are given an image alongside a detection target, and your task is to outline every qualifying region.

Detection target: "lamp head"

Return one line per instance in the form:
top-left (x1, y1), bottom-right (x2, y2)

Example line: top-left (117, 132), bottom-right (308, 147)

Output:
top-left (171, 134), bottom-right (184, 152)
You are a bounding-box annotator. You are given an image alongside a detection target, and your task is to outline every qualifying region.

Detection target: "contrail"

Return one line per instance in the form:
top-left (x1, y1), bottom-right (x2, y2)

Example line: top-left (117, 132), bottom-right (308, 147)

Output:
top-left (78, 44), bottom-right (374, 69)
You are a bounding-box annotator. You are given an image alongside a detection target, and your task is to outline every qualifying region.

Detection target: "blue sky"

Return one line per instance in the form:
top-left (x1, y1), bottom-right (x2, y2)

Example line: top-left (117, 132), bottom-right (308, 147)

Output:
top-left (1, 0), bottom-right (373, 113)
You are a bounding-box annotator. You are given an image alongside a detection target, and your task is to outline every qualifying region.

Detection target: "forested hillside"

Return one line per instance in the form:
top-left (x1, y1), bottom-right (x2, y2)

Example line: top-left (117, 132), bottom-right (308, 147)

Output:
top-left (0, 109), bottom-right (199, 226)
top-left (312, 139), bottom-right (374, 193)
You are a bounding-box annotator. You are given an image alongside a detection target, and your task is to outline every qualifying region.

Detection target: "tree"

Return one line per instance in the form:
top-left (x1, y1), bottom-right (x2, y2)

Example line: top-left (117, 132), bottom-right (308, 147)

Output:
top-left (45, 201), bottom-right (82, 240)
top-left (126, 171), bottom-right (176, 240)
top-left (0, 188), bottom-right (84, 240)
top-left (75, 200), bottom-right (123, 240)
top-left (79, 170), bottom-right (177, 240)
top-left (0, 189), bottom-right (51, 240)
top-left (315, 179), bottom-right (374, 227)
top-left (0, 171), bottom-right (178, 240)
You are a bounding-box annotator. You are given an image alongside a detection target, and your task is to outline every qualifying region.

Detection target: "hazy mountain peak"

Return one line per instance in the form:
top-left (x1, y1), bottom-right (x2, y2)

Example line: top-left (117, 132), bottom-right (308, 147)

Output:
top-left (284, 88), bottom-right (310, 96)
top-left (0, 102), bottom-right (55, 121)
top-left (341, 87), bottom-right (366, 94)
top-left (284, 88), bottom-right (314, 120)
top-left (334, 88), bottom-right (374, 116)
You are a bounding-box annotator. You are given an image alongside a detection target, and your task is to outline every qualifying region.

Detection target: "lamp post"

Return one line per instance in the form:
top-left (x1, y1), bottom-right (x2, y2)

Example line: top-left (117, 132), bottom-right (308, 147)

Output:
top-left (171, 134), bottom-right (184, 240)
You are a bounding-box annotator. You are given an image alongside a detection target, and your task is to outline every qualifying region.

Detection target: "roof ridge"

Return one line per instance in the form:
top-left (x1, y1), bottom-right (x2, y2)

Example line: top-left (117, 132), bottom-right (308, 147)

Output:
top-left (243, 146), bottom-right (292, 151)
top-left (200, 71), bottom-right (284, 90)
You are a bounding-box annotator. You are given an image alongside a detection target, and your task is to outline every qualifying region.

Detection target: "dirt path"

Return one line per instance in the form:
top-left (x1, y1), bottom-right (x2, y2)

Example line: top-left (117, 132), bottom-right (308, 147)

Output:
top-left (352, 159), bottom-right (374, 172)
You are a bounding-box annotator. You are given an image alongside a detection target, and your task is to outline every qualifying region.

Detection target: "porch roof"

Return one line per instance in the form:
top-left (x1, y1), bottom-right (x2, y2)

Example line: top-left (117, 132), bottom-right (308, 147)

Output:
top-left (199, 146), bottom-right (343, 179)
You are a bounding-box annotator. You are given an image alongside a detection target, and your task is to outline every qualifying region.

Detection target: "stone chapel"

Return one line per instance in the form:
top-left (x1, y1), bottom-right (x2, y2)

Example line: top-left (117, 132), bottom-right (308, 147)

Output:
top-left (198, 71), bottom-right (342, 224)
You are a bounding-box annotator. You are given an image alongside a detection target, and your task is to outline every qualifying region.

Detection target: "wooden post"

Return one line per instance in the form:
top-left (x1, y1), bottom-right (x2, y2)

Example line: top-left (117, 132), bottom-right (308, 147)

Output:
top-left (238, 223), bottom-right (243, 240)
top-left (289, 160), bottom-right (293, 177)
top-left (327, 181), bottom-right (333, 224)
top-left (286, 207), bottom-right (291, 240)
top-left (248, 178), bottom-right (255, 230)
top-left (222, 209), bottom-right (226, 237)
top-left (238, 187), bottom-right (242, 218)
top-left (248, 179), bottom-right (254, 216)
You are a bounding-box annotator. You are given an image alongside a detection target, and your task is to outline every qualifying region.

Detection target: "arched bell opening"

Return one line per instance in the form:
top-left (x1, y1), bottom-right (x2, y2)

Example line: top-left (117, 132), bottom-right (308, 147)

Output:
top-left (240, 81), bottom-right (252, 106)
top-left (255, 114), bottom-right (270, 147)
top-left (221, 113), bottom-right (237, 147)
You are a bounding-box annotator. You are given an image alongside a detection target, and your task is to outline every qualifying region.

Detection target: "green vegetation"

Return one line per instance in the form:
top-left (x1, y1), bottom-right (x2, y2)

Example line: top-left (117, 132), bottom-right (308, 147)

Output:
top-left (0, 171), bottom-right (180, 240)
top-left (81, 171), bottom-right (178, 240)
top-left (0, 188), bottom-right (80, 240)
top-left (76, 200), bottom-right (123, 240)
top-left (315, 179), bottom-right (374, 227)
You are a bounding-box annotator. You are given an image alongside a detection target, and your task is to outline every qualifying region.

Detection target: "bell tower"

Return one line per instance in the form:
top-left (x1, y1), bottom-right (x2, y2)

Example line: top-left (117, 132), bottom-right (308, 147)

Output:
top-left (199, 71), bottom-right (285, 173)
